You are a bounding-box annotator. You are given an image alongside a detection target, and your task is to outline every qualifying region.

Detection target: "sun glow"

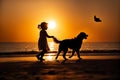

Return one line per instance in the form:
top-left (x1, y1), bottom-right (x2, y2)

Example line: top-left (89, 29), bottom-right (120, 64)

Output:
top-left (48, 21), bottom-right (56, 29)
top-left (47, 54), bottom-right (54, 61)
top-left (49, 42), bottom-right (55, 51)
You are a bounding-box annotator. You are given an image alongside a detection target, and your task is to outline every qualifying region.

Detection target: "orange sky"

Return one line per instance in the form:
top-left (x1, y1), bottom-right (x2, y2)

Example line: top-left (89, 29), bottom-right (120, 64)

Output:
top-left (0, 0), bottom-right (120, 42)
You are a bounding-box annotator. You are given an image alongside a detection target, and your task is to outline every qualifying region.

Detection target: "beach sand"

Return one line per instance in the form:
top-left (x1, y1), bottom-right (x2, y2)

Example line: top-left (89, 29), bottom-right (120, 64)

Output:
top-left (0, 55), bottom-right (120, 80)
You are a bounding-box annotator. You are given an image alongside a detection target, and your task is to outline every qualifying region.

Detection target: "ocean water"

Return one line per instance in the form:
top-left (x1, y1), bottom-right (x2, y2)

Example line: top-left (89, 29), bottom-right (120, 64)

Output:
top-left (0, 42), bottom-right (120, 53)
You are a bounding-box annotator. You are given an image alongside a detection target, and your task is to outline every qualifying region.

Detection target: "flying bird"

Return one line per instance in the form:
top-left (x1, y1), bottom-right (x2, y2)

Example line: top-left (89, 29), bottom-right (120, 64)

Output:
top-left (94, 15), bottom-right (102, 22)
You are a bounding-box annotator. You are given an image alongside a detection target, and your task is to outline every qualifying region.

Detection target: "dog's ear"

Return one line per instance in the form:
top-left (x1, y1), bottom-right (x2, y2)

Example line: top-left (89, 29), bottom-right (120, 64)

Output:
top-left (77, 33), bottom-right (82, 38)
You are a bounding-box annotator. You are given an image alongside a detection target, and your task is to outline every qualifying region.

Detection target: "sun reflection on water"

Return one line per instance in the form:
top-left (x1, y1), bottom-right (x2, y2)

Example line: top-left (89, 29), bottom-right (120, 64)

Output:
top-left (45, 54), bottom-right (54, 61)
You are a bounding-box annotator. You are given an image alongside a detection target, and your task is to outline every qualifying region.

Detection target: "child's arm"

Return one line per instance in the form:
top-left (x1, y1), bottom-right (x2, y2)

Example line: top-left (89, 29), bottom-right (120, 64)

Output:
top-left (45, 31), bottom-right (54, 38)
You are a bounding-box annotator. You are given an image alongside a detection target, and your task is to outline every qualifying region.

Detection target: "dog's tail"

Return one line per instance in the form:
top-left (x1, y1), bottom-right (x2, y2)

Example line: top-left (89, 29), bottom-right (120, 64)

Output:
top-left (53, 37), bottom-right (61, 43)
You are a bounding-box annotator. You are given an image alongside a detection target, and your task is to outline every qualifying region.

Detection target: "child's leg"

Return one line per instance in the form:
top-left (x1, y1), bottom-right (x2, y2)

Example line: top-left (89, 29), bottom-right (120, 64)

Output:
top-left (40, 49), bottom-right (47, 60)
top-left (36, 52), bottom-right (41, 60)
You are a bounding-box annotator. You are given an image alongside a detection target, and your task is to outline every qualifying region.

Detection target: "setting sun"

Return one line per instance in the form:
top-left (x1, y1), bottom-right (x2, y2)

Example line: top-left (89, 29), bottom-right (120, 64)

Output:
top-left (48, 21), bottom-right (56, 29)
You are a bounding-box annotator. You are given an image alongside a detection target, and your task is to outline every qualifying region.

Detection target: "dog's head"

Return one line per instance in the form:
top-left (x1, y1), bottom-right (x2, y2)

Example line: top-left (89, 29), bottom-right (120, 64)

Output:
top-left (77, 32), bottom-right (88, 39)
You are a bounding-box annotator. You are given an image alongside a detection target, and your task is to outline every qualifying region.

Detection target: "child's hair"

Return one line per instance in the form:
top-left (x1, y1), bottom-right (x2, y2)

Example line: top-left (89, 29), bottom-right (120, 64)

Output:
top-left (38, 22), bottom-right (48, 29)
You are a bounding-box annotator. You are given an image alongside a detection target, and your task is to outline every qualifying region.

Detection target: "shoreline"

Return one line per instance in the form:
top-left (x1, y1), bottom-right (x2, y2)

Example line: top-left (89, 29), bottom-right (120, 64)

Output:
top-left (0, 50), bottom-right (120, 56)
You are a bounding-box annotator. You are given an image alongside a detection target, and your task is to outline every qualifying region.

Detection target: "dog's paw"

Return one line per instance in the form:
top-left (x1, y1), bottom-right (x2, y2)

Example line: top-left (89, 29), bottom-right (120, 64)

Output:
top-left (61, 59), bottom-right (68, 64)
top-left (56, 60), bottom-right (60, 63)
top-left (61, 60), bottom-right (66, 64)
top-left (65, 58), bottom-right (68, 60)
top-left (79, 58), bottom-right (82, 60)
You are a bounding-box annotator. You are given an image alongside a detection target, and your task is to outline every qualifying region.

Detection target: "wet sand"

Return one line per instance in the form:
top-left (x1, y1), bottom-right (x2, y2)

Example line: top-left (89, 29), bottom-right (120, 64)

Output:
top-left (0, 55), bottom-right (120, 80)
top-left (0, 55), bottom-right (120, 62)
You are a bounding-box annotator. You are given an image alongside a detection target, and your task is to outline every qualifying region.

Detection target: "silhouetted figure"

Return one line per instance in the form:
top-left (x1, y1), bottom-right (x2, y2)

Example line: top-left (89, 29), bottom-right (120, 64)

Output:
top-left (94, 15), bottom-right (102, 22)
top-left (36, 22), bottom-right (54, 62)
top-left (53, 32), bottom-right (88, 61)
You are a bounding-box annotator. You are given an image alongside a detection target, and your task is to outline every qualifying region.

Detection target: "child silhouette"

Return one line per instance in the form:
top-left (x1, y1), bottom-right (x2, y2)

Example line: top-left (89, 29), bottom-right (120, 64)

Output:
top-left (36, 22), bottom-right (54, 62)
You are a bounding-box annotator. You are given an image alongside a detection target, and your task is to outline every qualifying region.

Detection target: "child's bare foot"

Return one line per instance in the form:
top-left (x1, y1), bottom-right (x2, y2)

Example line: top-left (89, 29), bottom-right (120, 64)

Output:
top-left (40, 58), bottom-right (45, 61)
top-left (36, 55), bottom-right (40, 60)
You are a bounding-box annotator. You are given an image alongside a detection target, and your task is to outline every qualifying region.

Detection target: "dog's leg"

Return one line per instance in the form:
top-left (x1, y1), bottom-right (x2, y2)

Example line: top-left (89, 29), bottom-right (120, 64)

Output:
top-left (63, 53), bottom-right (68, 60)
top-left (69, 49), bottom-right (75, 58)
top-left (76, 49), bottom-right (82, 60)
top-left (63, 49), bottom-right (68, 60)
top-left (61, 50), bottom-right (68, 64)
top-left (55, 50), bottom-right (61, 60)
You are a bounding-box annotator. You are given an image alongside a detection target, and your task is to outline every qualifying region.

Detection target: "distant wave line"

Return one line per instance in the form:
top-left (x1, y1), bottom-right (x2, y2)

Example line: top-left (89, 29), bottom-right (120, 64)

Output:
top-left (0, 50), bottom-right (120, 55)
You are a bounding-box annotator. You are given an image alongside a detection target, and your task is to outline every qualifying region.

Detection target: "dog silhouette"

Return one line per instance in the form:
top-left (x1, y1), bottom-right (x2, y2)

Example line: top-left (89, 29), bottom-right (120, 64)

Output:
top-left (53, 32), bottom-right (88, 60)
